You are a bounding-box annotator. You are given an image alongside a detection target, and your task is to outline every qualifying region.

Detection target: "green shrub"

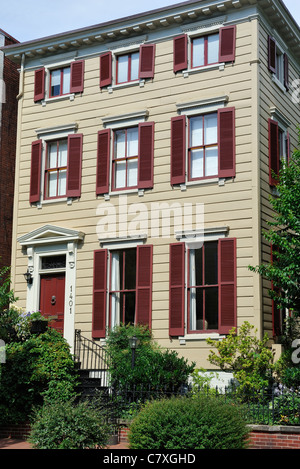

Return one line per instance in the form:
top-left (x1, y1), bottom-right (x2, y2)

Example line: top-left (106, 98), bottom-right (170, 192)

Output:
top-left (128, 394), bottom-right (250, 449)
top-left (29, 398), bottom-right (112, 449)
top-left (106, 324), bottom-right (195, 390)
top-left (0, 328), bottom-right (78, 424)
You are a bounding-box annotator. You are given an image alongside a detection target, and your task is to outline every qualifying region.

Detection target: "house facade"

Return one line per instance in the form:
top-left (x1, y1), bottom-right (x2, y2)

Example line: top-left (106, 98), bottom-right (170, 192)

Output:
top-left (0, 29), bottom-right (19, 271)
top-left (2, 0), bottom-right (300, 370)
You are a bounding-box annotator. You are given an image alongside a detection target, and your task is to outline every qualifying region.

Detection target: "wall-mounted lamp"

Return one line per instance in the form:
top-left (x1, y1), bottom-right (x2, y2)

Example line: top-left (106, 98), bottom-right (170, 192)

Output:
top-left (24, 269), bottom-right (33, 285)
top-left (128, 335), bottom-right (140, 369)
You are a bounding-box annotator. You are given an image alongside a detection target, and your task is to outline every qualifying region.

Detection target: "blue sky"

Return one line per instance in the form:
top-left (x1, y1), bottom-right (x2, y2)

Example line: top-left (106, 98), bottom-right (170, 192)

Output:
top-left (1, 0), bottom-right (299, 43)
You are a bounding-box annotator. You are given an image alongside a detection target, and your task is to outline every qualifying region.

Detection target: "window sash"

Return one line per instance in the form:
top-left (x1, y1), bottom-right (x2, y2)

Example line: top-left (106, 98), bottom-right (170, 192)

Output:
top-left (188, 113), bottom-right (218, 180)
top-left (116, 52), bottom-right (140, 84)
top-left (44, 139), bottom-right (68, 199)
top-left (109, 249), bottom-right (137, 328)
top-left (112, 127), bottom-right (139, 190)
top-left (188, 242), bottom-right (219, 332)
top-left (191, 33), bottom-right (219, 68)
top-left (50, 67), bottom-right (71, 97)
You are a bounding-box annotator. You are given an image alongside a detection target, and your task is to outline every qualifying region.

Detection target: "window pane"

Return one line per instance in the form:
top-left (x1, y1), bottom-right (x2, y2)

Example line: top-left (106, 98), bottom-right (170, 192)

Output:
top-left (62, 67), bottom-right (71, 94)
top-left (124, 291), bottom-right (135, 324)
top-left (207, 33), bottom-right (219, 64)
top-left (189, 288), bottom-right (203, 331)
top-left (58, 170), bottom-right (67, 196)
top-left (127, 158), bottom-right (138, 187)
top-left (115, 130), bottom-right (126, 159)
top-left (127, 128), bottom-right (138, 156)
top-left (117, 55), bottom-right (129, 83)
top-left (58, 140), bottom-right (68, 167)
top-left (130, 52), bottom-right (139, 81)
top-left (111, 251), bottom-right (122, 291)
top-left (48, 142), bottom-right (57, 168)
top-left (48, 171), bottom-right (57, 197)
top-left (125, 249), bottom-right (136, 290)
top-left (205, 146), bottom-right (218, 176)
top-left (115, 161), bottom-right (126, 188)
top-left (205, 287), bottom-right (218, 329)
top-left (192, 37), bottom-right (205, 67)
top-left (204, 113), bottom-right (218, 145)
top-left (190, 116), bottom-right (203, 147)
top-left (204, 242), bottom-right (218, 285)
top-left (190, 248), bottom-right (203, 287)
top-left (51, 69), bottom-right (61, 96)
top-left (190, 149), bottom-right (203, 178)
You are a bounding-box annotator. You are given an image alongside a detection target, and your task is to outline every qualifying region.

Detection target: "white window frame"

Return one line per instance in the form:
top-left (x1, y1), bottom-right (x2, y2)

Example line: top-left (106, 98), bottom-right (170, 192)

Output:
top-left (40, 52), bottom-right (78, 105)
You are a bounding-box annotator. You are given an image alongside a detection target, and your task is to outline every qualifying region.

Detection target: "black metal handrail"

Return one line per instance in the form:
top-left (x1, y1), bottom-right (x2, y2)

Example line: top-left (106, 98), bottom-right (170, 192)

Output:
top-left (74, 329), bottom-right (110, 371)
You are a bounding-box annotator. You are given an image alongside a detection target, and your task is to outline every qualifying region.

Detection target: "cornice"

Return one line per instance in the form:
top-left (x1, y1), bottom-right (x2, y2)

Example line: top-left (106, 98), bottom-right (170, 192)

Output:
top-left (1, 0), bottom-right (299, 64)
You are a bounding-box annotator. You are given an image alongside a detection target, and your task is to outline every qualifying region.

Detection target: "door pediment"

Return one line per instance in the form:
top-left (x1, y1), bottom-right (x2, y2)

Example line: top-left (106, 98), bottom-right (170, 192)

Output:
top-left (18, 225), bottom-right (84, 247)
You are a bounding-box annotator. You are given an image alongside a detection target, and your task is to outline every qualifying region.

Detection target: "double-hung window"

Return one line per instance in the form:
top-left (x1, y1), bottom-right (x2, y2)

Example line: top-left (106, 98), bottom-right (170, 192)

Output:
top-left (192, 33), bottom-right (219, 68)
top-left (45, 139), bottom-right (68, 199)
top-left (49, 67), bottom-right (71, 97)
top-left (169, 238), bottom-right (236, 337)
top-left (189, 113), bottom-right (218, 180)
top-left (30, 130), bottom-right (83, 204)
top-left (268, 36), bottom-right (289, 91)
top-left (171, 105), bottom-right (235, 186)
top-left (117, 51), bottom-right (140, 84)
top-left (113, 127), bottom-right (139, 190)
top-left (34, 60), bottom-right (84, 102)
top-left (92, 245), bottom-right (153, 338)
top-left (268, 116), bottom-right (290, 186)
top-left (96, 119), bottom-right (154, 195)
top-left (110, 249), bottom-right (137, 328)
top-left (188, 242), bottom-right (219, 332)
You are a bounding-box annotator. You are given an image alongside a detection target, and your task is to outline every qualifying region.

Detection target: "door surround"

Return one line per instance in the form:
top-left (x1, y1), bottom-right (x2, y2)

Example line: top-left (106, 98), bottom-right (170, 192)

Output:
top-left (18, 225), bottom-right (84, 351)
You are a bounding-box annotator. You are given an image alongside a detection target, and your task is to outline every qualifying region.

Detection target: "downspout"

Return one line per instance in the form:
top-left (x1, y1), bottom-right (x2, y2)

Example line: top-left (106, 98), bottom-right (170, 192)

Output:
top-left (11, 53), bottom-right (25, 293)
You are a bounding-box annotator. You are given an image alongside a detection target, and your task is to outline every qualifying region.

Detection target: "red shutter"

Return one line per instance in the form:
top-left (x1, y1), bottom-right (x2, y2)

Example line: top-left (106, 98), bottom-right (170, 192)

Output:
top-left (138, 122), bottom-right (154, 189)
top-left (96, 129), bottom-right (111, 195)
top-left (268, 119), bottom-right (279, 186)
top-left (284, 53), bottom-right (289, 90)
top-left (34, 68), bottom-right (45, 102)
top-left (169, 243), bottom-right (185, 336)
top-left (100, 52), bottom-right (112, 88)
top-left (171, 115), bottom-right (186, 185)
top-left (30, 140), bottom-right (42, 203)
top-left (136, 245), bottom-right (153, 327)
top-left (218, 107), bottom-right (235, 178)
top-left (219, 25), bottom-right (236, 63)
top-left (173, 34), bottom-right (187, 73)
top-left (286, 131), bottom-right (290, 165)
top-left (70, 60), bottom-right (84, 93)
top-left (268, 36), bottom-right (276, 73)
top-left (218, 238), bottom-right (236, 335)
top-left (66, 134), bottom-right (83, 198)
top-left (92, 250), bottom-right (107, 339)
top-left (139, 44), bottom-right (155, 79)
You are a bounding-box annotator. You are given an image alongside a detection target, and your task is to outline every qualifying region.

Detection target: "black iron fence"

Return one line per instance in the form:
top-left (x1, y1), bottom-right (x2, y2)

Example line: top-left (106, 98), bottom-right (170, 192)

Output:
top-left (97, 383), bottom-right (300, 427)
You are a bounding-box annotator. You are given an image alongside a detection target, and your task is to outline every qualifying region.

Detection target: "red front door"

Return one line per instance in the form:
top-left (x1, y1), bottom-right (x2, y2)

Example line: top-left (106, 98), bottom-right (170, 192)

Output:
top-left (40, 274), bottom-right (65, 333)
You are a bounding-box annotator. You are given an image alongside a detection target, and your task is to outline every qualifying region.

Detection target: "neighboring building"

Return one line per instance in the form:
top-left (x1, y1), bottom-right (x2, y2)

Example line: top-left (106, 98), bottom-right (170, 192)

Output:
top-left (2, 0), bottom-right (299, 371)
top-left (0, 29), bottom-right (19, 271)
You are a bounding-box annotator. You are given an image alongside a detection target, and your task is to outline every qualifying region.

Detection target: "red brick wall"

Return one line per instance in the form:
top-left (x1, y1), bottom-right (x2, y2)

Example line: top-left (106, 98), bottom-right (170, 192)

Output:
top-left (248, 426), bottom-right (300, 449)
top-left (0, 35), bottom-right (19, 270)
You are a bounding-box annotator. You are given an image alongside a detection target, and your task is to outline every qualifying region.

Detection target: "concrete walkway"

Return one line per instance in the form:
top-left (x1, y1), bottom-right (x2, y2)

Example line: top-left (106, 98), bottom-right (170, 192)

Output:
top-left (0, 438), bottom-right (128, 449)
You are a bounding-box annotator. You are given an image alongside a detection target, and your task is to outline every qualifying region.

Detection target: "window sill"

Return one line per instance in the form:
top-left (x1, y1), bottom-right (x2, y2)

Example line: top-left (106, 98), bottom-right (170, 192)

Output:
top-left (102, 189), bottom-right (145, 200)
top-left (107, 79), bottom-right (146, 94)
top-left (179, 333), bottom-right (224, 344)
top-left (178, 178), bottom-right (225, 191)
top-left (271, 74), bottom-right (287, 93)
top-left (183, 63), bottom-right (225, 78)
top-left (42, 93), bottom-right (75, 106)
top-left (36, 197), bottom-right (76, 208)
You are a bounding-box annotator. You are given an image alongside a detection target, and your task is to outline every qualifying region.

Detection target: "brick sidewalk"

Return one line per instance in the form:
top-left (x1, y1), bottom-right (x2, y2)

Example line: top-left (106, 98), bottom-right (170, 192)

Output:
top-left (0, 438), bottom-right (128, 449)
